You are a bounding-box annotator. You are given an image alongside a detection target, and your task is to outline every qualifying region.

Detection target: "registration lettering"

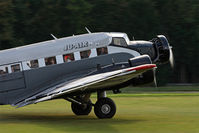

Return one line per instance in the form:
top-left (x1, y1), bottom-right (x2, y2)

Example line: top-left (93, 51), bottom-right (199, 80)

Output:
top-left (64, 41), bottom-right (90, 51)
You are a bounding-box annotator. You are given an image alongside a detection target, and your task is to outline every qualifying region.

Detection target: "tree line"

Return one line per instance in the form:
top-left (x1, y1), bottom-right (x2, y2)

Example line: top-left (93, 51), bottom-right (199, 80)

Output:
top-left (0, 0), bottom-right (198, 85)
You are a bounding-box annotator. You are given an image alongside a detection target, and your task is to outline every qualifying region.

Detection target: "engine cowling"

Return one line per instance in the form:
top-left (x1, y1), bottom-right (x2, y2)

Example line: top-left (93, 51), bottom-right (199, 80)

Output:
top-left (128, 35), bottom-right (171, 64)
top-left (152, 35), bottom-right (170, 64)
top-left (128, 55), bottom-right (152, 67)
top-left (128, 55), bottom-right (155, 86)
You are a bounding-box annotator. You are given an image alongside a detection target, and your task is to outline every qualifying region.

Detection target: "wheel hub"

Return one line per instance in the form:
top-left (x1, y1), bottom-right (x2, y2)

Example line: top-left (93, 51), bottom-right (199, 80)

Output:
top-left (101, 104), bottom-right (111, 114)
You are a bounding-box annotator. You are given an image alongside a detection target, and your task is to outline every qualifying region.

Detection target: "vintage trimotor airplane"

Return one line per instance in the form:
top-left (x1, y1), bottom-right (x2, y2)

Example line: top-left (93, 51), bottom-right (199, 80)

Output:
top-left (0, 29), bottom-right (173, 119)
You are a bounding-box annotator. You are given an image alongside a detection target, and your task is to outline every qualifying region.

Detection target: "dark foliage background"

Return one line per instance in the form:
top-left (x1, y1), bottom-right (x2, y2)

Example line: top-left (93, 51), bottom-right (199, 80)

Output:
top-left (0, 0), bottom-right (198, 85)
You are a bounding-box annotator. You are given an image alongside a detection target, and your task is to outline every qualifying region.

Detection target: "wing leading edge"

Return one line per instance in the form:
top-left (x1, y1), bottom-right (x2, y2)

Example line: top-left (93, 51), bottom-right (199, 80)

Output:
top-left (14, 64), bottom-right (156, 108)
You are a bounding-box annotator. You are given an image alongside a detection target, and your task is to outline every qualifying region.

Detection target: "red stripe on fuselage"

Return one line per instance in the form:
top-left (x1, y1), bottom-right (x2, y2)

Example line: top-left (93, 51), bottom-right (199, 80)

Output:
top-left (127, 64), bottom-right (157, 72)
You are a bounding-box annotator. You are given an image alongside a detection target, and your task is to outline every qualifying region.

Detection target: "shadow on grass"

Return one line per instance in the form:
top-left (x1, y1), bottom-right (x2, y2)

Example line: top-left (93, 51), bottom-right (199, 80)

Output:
top-left (0, 112), bottom-right (145, 132)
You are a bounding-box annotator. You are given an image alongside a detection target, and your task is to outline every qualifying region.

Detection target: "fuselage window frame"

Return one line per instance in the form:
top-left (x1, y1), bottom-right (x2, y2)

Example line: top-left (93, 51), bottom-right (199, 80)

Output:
top-left (29, 60), bottom-right (39, 69)
top-left (63, 53), bottom-right (75, 63)
top-left (11, 64), bottom-right (21, 73)
top-left (97, 47), bottom-right (108, 56)
top-left (45, 56), bottom-right (57, 66)
top-left (14, 46), bottom-right (108, 72)
top-left (0, 65), bottom-right (9, 75)
top-left (80, 50), bottom-right (91, 59)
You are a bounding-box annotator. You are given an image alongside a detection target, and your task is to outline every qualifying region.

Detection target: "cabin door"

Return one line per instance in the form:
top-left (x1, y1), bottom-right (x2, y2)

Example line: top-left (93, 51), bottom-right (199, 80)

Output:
top-left (0, 62), bottom-right (26, 93)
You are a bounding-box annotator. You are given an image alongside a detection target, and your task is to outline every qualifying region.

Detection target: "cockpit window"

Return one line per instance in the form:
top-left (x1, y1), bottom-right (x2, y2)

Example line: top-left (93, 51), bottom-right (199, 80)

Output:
top-left (111, 37), bottom-right (127, 46)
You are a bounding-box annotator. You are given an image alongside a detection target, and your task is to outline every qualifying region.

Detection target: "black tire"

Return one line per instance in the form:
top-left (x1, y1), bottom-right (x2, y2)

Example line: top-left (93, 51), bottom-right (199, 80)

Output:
top-left (71, 100), bottom-right (92, 115)
top-left (94, 97), bottom-right (116, 119)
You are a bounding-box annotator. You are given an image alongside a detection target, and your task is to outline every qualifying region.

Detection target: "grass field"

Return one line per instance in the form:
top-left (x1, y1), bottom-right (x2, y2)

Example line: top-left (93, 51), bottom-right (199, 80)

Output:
top-left (122, 85), bottom-right (199, 92)
top-left (1, 92), bottom-right (199, 133)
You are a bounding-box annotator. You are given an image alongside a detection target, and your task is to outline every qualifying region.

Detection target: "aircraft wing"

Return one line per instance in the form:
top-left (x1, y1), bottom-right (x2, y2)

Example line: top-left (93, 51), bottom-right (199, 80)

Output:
top-left (14, 64), bottom-right (156, 108)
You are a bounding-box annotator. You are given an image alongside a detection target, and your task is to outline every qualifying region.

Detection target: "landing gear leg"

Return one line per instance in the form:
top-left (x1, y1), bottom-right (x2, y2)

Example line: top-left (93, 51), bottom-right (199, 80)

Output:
top-left (94, 91), bottom-right (116, 119)
top-left (97, 91), bottom-right (107, 100)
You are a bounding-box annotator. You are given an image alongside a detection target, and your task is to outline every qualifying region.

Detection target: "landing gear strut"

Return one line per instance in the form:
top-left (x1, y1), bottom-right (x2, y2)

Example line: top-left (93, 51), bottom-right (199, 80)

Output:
top-left (71, 100), bottom-right (92, 115)
top-left (94, 91), bottom-right (116, 119)
top-left (68, 94), bottom-right (92, 116)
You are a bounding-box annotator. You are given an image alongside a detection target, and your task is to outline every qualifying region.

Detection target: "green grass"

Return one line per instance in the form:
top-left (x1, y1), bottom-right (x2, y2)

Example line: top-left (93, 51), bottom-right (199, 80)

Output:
top-left (122, 85), bottom-right (199, 92)
top-left (1, 92), bottom-right (199, 133)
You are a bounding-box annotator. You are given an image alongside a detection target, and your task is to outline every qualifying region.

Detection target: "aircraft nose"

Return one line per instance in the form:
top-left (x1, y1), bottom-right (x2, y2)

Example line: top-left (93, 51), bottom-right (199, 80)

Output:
top-left (152, 35), bottom-right (173, 66)
top-left (127, 35), bottom-right (173, 66)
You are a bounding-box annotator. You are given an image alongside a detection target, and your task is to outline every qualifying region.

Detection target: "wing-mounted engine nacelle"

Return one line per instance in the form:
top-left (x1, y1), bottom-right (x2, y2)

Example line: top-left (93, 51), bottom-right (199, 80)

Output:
top-left (128, 35), bottom-right (171, 64)
top-left (128, 55), bottom-right (155, 86)
top-left (110, 55), bottom-right (155, 91)
top-left (128, 55), bottom-right (152, 67)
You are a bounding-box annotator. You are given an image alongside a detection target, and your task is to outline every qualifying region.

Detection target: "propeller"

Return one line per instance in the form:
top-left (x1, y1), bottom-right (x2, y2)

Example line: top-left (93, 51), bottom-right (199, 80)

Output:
top-left (155, 35), bottom-right (174, 69)
top-left (153, 45), bottom-right (174, 87)
top-left (169, 46), bottom-right (174, 68)
top-left (153, 68), bottom-right (157, 87)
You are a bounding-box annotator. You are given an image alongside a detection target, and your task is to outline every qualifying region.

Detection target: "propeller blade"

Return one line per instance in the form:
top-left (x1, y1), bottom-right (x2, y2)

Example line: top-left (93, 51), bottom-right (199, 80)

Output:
top-left (169, 46), bottom-right (174, 68)
top-left (153, 68), bottom-right (157, 87)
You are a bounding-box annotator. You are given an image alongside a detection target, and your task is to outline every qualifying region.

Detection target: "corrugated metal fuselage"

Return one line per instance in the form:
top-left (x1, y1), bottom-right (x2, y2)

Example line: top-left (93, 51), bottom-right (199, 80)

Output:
top-left (0, 53), bottom-right (134, 105)
top-left (0, 32), bottom-right (139, 105)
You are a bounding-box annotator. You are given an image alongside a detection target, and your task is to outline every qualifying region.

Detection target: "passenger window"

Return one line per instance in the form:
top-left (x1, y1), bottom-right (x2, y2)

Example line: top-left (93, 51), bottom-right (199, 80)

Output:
top-left (0, 66), bottom-right (8, 75)
top-left (29, 60), bottom-right (39, 68)
top-left (63, 53), bottom-right (74, 62)
top-left (11, 64), bottom-right (21, 73)
top-left (112, 37), bottom-right (127, 46)
top-left (80, 50), bottom-right (91, 59)
top-left (97, 47), bottom-right (108, 56)
top-left (45, 57), bottom-right (57, 66)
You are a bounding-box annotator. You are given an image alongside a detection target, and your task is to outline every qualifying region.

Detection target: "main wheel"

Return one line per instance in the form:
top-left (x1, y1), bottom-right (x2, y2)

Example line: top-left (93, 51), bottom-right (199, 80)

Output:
top-left (94, 97), bottom-right (116, 119)
top-left (71, 100), bottom-right (92, 115)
